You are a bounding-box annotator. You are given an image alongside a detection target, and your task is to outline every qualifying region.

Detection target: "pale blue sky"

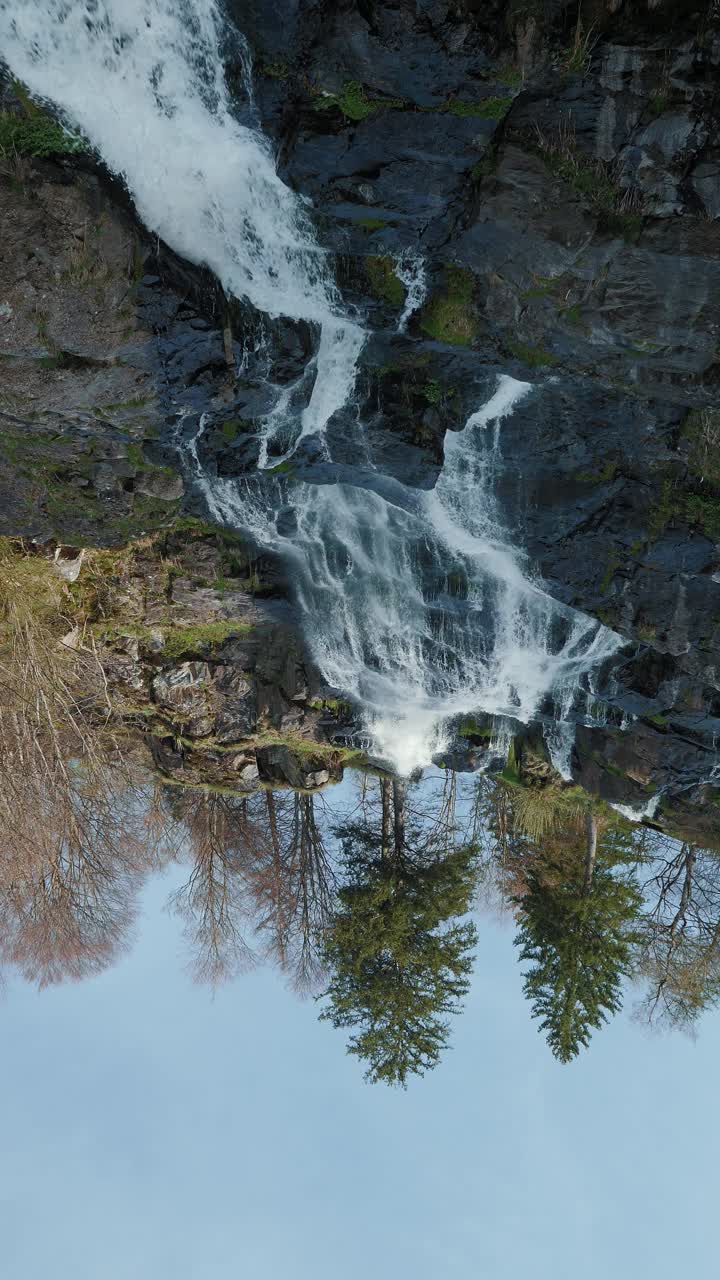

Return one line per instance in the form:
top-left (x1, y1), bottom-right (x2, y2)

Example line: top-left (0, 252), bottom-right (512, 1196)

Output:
top-left (2, 847), bottom-right (718, 1280)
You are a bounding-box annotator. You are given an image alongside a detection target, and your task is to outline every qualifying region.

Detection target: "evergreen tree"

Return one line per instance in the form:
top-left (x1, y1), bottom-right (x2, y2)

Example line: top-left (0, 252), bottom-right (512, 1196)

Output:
top-left (319, 783), bottom-right (478, 1087)
top-left (515, 853), bottom-right (642, 1063)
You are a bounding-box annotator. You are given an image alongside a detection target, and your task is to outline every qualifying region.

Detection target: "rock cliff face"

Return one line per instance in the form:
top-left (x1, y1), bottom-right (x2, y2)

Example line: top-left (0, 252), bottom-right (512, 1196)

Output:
top-left (1, 0), bottom-right (719, 832)
top-left (235, 0), bottom-right (720, 819)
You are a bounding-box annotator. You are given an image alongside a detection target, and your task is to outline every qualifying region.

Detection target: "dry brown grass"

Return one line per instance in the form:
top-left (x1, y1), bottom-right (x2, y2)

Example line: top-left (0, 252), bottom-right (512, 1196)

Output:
top-left (0, 542), bottom-right (175, 985)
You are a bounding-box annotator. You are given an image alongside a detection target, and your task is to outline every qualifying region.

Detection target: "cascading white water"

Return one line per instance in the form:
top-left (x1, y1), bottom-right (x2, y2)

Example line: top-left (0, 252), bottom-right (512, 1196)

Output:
top-left (611, 794), bottom-right (662, 822)
top-left (395, 252), bottom-right (428, 334)
top-left (0, 0), bottom-right (365, 451)
top-left (2, 0), bottom-right (623, 774)
top-left (189, 377), bottom-right (622, 774)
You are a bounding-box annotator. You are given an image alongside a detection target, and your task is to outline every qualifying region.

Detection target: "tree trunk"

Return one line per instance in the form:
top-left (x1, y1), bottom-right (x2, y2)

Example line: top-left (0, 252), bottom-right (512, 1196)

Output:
top-left (380, 779), bottom-right (392, 863)
top-left (583, 811), bottom-right (598, 894)
top-left (393, 780), bottom-right (406, 860)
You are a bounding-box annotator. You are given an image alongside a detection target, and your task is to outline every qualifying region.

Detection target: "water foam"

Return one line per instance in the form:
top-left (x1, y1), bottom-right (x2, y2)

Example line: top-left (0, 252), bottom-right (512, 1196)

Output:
top-left (395, 252), bottom-right (428, 333)
top-left (611, 794), bottom-right (662, 822)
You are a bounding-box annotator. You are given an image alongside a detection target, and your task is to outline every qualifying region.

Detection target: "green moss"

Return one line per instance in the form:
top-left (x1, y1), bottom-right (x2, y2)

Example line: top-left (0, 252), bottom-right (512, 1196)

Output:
top-left (309, 697), bottom-right (352, 716)
top-left (684, 494), bottom-right (720, 542)
top-left (636, 622), bottom-right (657, 642)
top-left (600, 550), bottom-right (621, 594)
top-left (0, 109), bottom-right (84, 157)
top-left (171, 516), bottom-right (219, 536)
top-left (357, 217), bottom-right (388, 233)
top-left (122, 620), bottom-right (254, 660)
top-left (560, 303), bottom-right (583, 325)
top-left (576, 459), bottom-right (618, 486)
top-left (100, 395), bottom-right (155, 413)
top-left (446, 569), bottom-right (468, 598)
top-left (600, 759), bottom-right (630, 780)
top-left (648, 92), bottom-right (670, 117)
top-left (470, 152), bottom-right (497, 181)
top-left (492, 65), bottom-right (523, 89)
top-left (263, 60), bottom-right (289, 80)
top-left (647, 477), bottom-right (681, 540)
top-left (212, 570), bottom-right (261, 596)
top-left (378, 353), bottom-right (430, 378)
top-left (597, 459), bottom-right (619, 483)
top-left (222, 420), bottom-right (241, 441)
top-left (521, 275), bottom-right (562, 301)
top-left (446, 95), bottom-right (511, 120)
top-left (170, 518), bottom-right (247, 551)
top-left (126, 443), bottom-right (146, 469)
top-left (595, 607), bottom-right (617, 627)
top-left (420, 380), bottom-right (443, 405)
top-left (366, 255), bottom-right (406, 307)
top-left (11, 80), bottom-right (41, 117)
top-left (419, 266), bottom-right (477, 347)
top-left (602, 210), bottom-right (643, 243)
top-left (508, 341), bottom-right (560, 369)
top-left (314, 81), bottom-right (404, 122)
top-left (265, 460), bottom-right (296, 477)
top-left (457, 717), bottom-right (493, 740)
top-left (501, 737), bottom-right (521, 783)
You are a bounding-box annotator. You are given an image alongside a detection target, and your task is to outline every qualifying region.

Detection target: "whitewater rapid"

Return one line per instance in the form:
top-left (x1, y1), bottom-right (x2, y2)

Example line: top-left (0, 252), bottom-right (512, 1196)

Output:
top-left (1, 0), bottom-right (623, 773)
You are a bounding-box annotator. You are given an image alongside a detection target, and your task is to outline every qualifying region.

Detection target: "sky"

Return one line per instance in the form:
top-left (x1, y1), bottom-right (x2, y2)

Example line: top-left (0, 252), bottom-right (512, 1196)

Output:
top-left (2, 836), bottom-right (718, 1280)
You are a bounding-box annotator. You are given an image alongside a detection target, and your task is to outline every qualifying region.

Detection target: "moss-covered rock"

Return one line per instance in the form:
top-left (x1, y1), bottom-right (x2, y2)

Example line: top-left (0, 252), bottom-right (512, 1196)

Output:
top-left (420, 267), bottom-right (478, 347)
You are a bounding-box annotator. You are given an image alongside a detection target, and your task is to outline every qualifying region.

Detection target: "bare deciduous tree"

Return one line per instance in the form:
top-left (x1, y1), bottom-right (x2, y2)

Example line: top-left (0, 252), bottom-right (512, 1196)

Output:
top-left (635, 839), bottom-right (720, 1031)
top-left (169, 792), bottom-right (259, 986)
top-left (0, 543), bottom-right (169, 986)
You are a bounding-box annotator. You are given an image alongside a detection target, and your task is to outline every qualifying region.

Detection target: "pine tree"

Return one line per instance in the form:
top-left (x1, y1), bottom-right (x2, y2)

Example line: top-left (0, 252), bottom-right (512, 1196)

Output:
top-left (515, 853), bottom-right (642, 1063)
top-left (319, 783), bottom-right (478, 1087)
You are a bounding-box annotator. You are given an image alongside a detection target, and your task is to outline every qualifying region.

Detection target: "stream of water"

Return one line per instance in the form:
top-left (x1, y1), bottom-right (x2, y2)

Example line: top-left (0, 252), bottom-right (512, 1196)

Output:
top-left (0, 0), bottom-right (623, 773)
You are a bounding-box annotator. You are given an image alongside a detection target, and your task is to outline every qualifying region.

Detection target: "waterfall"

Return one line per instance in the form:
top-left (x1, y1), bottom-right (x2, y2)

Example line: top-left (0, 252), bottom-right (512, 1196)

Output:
top-left (395, 252), bottom-right (428, 333)
top-left (189, 376), bottom-right (622, 774)
top-left (611, 794), bottom-right (662, 823)
top-left (0, 0), bottom-right (365, 452)
top-left (1, 0), bottom-right (623, 774)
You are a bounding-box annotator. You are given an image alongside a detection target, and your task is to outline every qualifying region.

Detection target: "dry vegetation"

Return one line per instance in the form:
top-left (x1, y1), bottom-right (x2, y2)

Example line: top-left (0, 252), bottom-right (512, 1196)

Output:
top-left (0, 541), bottom-right (173, 985)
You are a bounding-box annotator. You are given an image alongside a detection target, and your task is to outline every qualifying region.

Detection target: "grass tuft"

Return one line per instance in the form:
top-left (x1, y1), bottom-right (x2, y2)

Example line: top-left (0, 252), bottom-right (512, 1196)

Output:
top-left (446, 96), bottom-right (511, 120)
top-left (357, 217), bottom-right (388, 233)
top-left (535, 119), bottom-right (644, 243)
top-left (314, 81), bottom-right (405, 122)
top-left (0, 109), bottom-right (84, 158)
top-left (508, 341), bottom-right (560, 369)
top-left (420, 266), bottom-right (477, 347)
top-left (682, 408), bottom-right (720, 490)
